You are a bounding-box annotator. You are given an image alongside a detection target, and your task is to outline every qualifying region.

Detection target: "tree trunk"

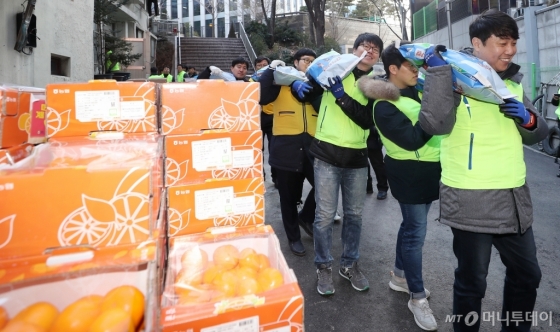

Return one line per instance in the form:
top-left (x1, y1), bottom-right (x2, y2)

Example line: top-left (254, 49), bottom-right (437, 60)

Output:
top-left (270, 0), bottom-right (276, 45)
top-left (312, 0), bottom-right (326, 46)
top-left (304, 0), bottom-right (316, 44)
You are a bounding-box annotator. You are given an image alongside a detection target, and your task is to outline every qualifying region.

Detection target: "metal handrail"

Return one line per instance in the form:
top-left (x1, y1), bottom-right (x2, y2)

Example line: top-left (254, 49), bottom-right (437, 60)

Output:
top-left (235, 22), bottom-right (256, 71)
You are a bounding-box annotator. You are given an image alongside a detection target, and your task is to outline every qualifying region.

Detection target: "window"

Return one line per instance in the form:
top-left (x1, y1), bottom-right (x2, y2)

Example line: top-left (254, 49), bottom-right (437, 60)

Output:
top-left (194, 20), bottom-right (201, 36)
top-left (229, 0), bottom-right (237, 11)
top-left (194, 0), bottom-right (200, 15)
top-left (218, 17), bottom-right (225, 37)
top-left (171, 0), bottom-right (178, 18)
top-left (182, 3), bottom-right (189, 16)
top-left (136, 27), bottom-right (144, 38)
top-left (51, 54), bottom-right (70, 77)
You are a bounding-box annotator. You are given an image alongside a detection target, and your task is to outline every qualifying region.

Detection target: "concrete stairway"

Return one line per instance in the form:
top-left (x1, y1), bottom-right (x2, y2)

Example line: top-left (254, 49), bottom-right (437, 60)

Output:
top-left (179, 38), bottom-right (254, 75)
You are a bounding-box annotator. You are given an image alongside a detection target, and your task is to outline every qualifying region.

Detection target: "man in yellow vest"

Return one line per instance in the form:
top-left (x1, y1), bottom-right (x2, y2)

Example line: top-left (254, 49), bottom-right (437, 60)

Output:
top-left (258, 49), bottom-right (317, 257)
top-left (419, 10), bottom-right (548, 331)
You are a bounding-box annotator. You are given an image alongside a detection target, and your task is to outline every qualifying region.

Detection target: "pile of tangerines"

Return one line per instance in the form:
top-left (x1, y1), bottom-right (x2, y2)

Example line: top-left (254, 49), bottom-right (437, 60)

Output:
top-left (174, 244), bottom-right (284, 304)
top-left (0, 285), bottom-right (144, 332)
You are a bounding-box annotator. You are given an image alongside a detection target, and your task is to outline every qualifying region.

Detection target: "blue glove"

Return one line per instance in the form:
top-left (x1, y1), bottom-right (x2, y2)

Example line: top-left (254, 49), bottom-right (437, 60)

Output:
top-left (326, 76), bottom-right (344, 99)
top-left (424, 45), bottom-right (447, 67)
top-left (499, 98), bottom-right (531, 126)
top-left (291, 81), bottom-right (312, 99)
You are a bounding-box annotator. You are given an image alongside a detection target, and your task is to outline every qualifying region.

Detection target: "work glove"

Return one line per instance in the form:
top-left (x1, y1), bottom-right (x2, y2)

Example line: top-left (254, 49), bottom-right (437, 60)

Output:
top-left (326, 76), bottom-right (345, 99)
top-left (269, 60), bottom-right (285, 69)
top-left (291, 81), bottom-right (312, 99)
top-left (499, 98), bottom-right (532, 126)
top-left (424, 45), bottom-right (447, 67)
top-left (209, 66), bottom-right (223, 76)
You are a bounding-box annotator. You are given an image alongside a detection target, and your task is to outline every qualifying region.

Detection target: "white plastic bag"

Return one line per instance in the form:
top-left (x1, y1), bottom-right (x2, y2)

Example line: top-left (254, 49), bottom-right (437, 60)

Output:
top-left (307, 50), bottom-right (366, 88)
top-left (273, 66), bottom-right (307, 86)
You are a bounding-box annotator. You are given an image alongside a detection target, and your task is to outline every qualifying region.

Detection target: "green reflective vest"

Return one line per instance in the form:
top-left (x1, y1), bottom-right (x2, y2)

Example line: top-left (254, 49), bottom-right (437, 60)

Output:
top-left (374, 94), bottom-right (440, 161)
top-left (315, 74), bottom-right (370, 149)
top-left (106, 51), bottom-right (120, 72)
top-left (176, 71), bottom-right (186, 82)
top-left (148, 74), bottom-right (162, 79)
top-left (440, 80), bottom-right (525, 189)
top-left (163, 74), bottom-right (173, 83)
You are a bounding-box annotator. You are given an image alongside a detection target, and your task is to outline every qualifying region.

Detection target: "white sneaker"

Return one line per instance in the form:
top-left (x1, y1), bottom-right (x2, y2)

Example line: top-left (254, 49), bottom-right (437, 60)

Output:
top-left (334, 210), bottom-right (341, 222)
top-left (389, 271), bottom-right (430, 298)
top-left (408, 298), bottom-right (437, 331)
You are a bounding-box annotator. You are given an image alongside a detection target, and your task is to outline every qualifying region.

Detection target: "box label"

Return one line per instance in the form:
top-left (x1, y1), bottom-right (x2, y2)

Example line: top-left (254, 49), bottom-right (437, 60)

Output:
top-left (232, 195), bottom-right (256, 215)
top-left (75, 90), bottom-right (121, 122)
top-left (201, 316), bottom-right (259, 332)
top-left (232, 149), bottom-right (254, 168)
top-left (192, 138), bottom-right (232, 171)
top-left (194, 186), bottom-right (234, 220)
top-left (120, 99), bottom-right (145, 119)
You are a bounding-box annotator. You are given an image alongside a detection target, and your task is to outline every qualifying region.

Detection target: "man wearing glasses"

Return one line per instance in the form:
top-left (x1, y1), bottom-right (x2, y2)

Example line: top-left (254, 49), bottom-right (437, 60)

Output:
top-left (296, 33), bottom-right (384, 296)
top-left (258, 49), bottom-right (318, 257)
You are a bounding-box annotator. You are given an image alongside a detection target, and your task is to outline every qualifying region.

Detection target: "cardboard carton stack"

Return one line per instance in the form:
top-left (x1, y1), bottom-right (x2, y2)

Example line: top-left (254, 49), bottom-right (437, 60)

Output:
top-left (159, 80), bottom-right (304, 331)
top-left (0, 81), bottom-right (163, 331)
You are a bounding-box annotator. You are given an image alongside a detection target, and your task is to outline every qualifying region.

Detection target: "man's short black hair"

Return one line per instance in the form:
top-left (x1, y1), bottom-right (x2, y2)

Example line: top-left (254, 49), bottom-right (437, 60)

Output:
top-left (353, 33), bottom-right (384, 52)
top-left (381, 41), bottom-right (410, 78)
top-left (293, 48), bottom-right (317, 60)
top-left (469, 9), bottom-right (519, 44)
top-left (255, 56), bottom-right (271, 66)
top-left (150, 66), bottom-right (158, 75)
top-left (188, 66), bottom-right (196, 70)
top-left (231, 57), bottom-right (250, 68)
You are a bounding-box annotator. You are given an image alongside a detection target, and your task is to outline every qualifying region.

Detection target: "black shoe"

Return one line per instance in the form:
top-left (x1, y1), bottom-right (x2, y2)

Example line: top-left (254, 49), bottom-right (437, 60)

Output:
top-left (377, 191), bottom-right (387, 200)
top-left (289, 240), bottom-right (306, 256)
top-left (366, 181), bottom-right (374, 194)
top-left (297, 213), bottom-right (314, 237)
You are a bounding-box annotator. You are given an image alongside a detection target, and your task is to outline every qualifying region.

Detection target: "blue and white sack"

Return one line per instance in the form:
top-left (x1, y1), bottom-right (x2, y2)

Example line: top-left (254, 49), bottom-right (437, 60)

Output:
top-left (306, 50), bottom-right (366, 88)
top-left (250, 66), bottom-right (269, 82)
top-left (273, 66), bottom-right (307, 86)
top-left (210, 70), bottom-right (237, 82)
top-left (399, 43), bottom-right (516, 104)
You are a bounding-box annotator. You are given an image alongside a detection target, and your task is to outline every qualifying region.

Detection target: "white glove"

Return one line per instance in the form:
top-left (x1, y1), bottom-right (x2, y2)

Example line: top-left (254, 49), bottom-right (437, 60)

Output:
top-left (269, 60), bottom-right (285, 69)
top-left (209, 66), bottom-right (223, 75)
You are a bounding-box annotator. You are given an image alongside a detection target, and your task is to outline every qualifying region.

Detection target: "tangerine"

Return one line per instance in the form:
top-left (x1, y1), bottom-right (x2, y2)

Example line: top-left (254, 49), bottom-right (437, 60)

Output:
top-left (256, 253), bottom-right (270, 271)
top-left (176, 266), bottom-right (204, 287)
top-left (10, 302), bottom-right (58, 331)
top-left (48, 295), bottom-right (103, 332)
top-left (89, 308), bottom-right (133, 332)
top-left (202, 262), bottom-right (225, 285)
top-left (1, 321), bottom-right (44, 332)
top-left (212, 270), bottom-right (238, 298)
top-left (235, 266), bottom-right (257, 281)
top-left (238, 248), bottom-right (259, 271)
top-left (257, 267), bottom-right (284, 292)
top-left (177, 284), bottom-right (214, 305)
top-left (237, 277), bottom-right (259, 296)
top-left (213, 245), bottom-right (239, 270)
top-left (180, 247), bottom-right (208, 271)
top-left (100, 286), bottom-right (144, 328)
top-left (0, 306), bottom-right (8, 329)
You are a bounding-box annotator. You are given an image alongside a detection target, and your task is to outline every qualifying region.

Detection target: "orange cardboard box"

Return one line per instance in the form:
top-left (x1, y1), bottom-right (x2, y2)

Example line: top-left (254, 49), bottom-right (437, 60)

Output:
top-left (160, 225), bottom-right (304, 332)
top-left (160, 81), bottom-right (260, 135)
top-left (166, 177), bottom-right (264, 237)
top-left (165, 130), bottom-right (263, 187)
top-left (45, 81), bottom-right (158, 138)
top-left (0, 242), bottom-right (159, 331)
top-left (0, 135), bottom-right (163, 260)
top-left (0, 86), bottom-right (46, 148)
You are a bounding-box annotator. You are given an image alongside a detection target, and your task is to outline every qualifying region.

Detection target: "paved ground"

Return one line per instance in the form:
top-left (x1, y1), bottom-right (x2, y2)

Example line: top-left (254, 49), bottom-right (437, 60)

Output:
top-left (262, 145), bottom-right (560, 331)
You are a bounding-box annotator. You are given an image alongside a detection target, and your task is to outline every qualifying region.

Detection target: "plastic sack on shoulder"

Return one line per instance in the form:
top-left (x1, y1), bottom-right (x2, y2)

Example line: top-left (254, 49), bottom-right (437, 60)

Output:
top-left (399, 43), bottom-right (516, 104)
top-left (250, 66), bottom-right (270, 82)
top-left (210, 71), bottom-right (237, 82)
top-left (306, 50), bottom-right (366, 88)
top-left (273, 66), bottom-right (307, 86)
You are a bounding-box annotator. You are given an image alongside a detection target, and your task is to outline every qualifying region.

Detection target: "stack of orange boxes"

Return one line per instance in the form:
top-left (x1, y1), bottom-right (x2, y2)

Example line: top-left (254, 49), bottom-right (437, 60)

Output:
top-left (159, 80), bottom-right (304, 331)
top-left (0, 81), bottom-right (163, 331)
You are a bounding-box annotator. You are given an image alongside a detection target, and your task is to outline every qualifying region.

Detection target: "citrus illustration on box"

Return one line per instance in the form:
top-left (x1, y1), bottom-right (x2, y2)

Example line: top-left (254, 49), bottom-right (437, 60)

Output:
top-left (58, 168), bottom-right (150, 247)
top-left (167, 177), bottom-right (264, 236)
top-left (46, 82), bottom-right (157, 137)
top-left (0, 215), bottom-right (15, 249)
top-left (161, 81), bottom-right (261, 134)
top-left (17, 113), bottom-right (31, 134)
top-left (165, 158), bottom-right (189, 187)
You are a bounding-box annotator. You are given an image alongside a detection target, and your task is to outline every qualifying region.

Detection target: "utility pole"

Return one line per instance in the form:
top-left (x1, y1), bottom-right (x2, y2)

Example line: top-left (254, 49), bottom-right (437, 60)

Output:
top-left (445, 0), bottom-right (453, 49)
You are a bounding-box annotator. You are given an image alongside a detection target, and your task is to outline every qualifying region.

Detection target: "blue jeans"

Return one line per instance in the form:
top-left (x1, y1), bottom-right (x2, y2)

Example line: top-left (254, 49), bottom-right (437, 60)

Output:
top-left (393, 202), bottom-right (431, 299)
top-left (451, 227), bottom-right (541, 332)
top-left (313, 158), bottom-right (367, 268)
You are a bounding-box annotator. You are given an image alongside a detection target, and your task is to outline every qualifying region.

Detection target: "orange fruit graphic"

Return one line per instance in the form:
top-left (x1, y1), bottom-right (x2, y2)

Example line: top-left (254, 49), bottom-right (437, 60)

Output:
top-left (10, 302), bottom-right (58, 331)
top-left (238, 248), bottom-right (259, 271)
top-left (89, 308), bottom-right (133, 332)
top-left (0, 306), bottom-right (8, 329)
top-left (256, 253), bottom-right (271, 271)
top-left (213, 244), bottom-right (239, 270)
top-left (17, 113), bottom-right (31, 133)
top-left (48, 295), bottom-right (103, 332)
top-left (101, 286), bottom-right (144, 328)
top-left (257, 267), bottom-right (284, 293)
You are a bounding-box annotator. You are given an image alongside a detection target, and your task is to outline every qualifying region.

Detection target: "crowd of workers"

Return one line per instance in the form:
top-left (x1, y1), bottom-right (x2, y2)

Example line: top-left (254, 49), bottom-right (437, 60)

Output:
top-left (150, 9), bottom-right (555, 331)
